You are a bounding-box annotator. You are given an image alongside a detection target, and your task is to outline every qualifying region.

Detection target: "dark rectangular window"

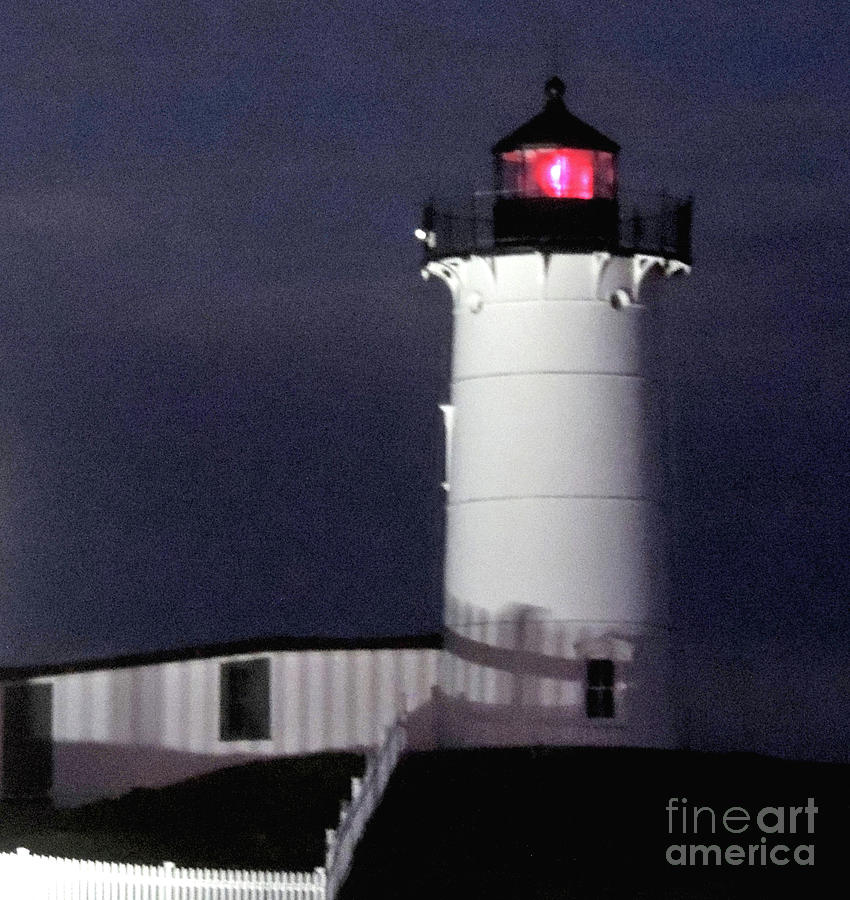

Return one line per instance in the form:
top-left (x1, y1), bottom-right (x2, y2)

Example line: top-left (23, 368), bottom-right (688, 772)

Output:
top-left (586, 659), bottom-right (615, 719)
top-left (219, 658), bottom-right (270, 741)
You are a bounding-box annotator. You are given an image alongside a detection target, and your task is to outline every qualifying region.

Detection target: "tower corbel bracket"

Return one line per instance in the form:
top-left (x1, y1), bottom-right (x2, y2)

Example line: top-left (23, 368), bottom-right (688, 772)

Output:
top-left (632, 254), bottom-right (663, 293)
top-left (424, 258), bottom-right (485, 312)
top-left (664, 260), bottom-right (691, 277)
top-left (423, 260), bottom-right (463, 300)
top-left (592, 251), bottom-right (612, 289)
top-left (631, 255), bottom-right (691, 295)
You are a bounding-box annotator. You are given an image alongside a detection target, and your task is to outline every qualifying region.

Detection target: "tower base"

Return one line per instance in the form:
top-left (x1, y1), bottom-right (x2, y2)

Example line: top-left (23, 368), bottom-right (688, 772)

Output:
top-left (436, 603), bottom-right (674, 750)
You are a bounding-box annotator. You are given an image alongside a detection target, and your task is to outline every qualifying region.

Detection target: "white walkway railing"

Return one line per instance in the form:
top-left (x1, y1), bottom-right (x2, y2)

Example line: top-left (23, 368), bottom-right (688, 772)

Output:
top-left (0, 848), bottom-right (326, 899)
top-left (324, 719), bottom-right (407, 899)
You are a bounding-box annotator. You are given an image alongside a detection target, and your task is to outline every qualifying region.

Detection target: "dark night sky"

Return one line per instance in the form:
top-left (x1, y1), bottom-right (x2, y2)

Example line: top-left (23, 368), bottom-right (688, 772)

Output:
top-left (0, 3), bottom-right (846, 758)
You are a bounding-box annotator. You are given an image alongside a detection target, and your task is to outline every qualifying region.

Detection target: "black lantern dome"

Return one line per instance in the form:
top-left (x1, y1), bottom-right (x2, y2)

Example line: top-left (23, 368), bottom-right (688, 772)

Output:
top-left (492, 77), bottom-right (620, 248)
top-left (492, 77), bottom-right (619, 156)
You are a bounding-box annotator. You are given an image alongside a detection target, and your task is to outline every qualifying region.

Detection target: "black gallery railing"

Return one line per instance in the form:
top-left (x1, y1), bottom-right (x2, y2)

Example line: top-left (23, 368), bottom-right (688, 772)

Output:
top-left (420, 190), bottom-right (692, 265)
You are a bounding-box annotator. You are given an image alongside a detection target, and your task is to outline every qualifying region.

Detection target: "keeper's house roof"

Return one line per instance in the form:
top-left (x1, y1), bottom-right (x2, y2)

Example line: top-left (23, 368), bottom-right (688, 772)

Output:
top-left (0, 631), bottom-right (443, 681)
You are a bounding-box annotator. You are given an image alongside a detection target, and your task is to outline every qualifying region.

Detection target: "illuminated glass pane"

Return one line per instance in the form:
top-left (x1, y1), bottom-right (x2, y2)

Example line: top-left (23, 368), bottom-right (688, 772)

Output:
top-left (533, 148), bottom-right (594, 198)
top-left (497, 149), bottom-right (617, 200)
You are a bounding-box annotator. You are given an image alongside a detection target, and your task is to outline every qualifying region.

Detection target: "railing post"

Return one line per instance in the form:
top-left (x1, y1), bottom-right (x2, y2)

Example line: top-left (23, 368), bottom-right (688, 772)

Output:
top-left (632, 211), bottom-right (642, 251)
top-left (677, 198), bottom-right (693, 263)
top-left (423, 198), bottom-right (434, 232)
top-left (162, 860), bottom-right (175, 899)
top-left (326, 827), bottom-right (337, 866)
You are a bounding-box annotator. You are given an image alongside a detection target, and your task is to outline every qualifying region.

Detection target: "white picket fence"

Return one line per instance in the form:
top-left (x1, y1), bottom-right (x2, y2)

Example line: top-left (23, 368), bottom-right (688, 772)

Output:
top-left (324, 719), bottom-right (407, 899)
top-left (0, 848), bottom-right (326, 899)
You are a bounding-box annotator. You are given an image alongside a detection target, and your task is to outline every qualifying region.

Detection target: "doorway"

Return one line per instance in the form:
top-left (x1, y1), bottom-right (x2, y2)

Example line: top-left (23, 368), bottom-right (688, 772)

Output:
top-left (2, 682), bottom-right (53, 797)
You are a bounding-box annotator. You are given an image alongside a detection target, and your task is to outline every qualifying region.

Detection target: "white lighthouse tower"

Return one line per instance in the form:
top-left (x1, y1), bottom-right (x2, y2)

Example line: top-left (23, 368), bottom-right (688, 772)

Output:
top-left (421, 77), bottom-right (691, 749)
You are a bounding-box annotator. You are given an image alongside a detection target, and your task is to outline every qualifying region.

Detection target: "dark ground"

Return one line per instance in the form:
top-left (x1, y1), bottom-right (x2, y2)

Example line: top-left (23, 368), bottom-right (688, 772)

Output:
top-left (0, 751), bottom-right (364, 870)
top-left (340, 747), bottom-right (847, 899)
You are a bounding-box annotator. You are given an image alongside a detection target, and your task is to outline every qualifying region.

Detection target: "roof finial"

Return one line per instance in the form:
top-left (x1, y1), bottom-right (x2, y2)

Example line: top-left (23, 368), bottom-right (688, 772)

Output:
top-left (545, 76), bottom-right (565, 101)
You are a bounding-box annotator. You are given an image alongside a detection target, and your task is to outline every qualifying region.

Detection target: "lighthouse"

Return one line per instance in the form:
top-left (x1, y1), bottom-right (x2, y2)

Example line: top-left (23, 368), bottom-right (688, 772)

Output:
top-left (421, 78), bottom-right (691, 749)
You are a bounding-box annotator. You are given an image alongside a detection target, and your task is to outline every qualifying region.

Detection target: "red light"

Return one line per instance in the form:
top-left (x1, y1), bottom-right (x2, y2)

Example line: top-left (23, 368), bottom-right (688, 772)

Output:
top-left (534, 149), bottom-right (595, 199)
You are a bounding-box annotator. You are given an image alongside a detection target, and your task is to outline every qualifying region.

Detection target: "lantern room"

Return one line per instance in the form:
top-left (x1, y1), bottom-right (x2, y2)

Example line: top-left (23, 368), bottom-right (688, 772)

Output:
top-left (492, 77), bottom-right (620, 248)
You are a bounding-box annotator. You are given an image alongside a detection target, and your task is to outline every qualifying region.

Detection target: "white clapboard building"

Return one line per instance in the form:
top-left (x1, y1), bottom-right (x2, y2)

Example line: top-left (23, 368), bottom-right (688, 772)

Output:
top-left (0, 636), bottom-right (440, 806)
top-left (0, 77), bottom-right (691, 808)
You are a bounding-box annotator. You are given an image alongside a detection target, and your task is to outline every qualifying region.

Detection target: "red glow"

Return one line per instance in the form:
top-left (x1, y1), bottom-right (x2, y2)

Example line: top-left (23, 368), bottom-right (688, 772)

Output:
top-left (533, 148), bottom-right (595, 199)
